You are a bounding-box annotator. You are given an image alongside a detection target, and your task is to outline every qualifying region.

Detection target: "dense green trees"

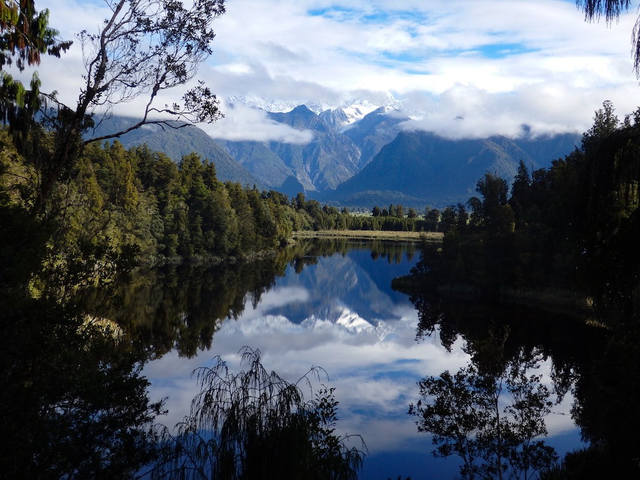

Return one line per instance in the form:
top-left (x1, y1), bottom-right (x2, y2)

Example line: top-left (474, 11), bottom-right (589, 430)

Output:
top-left (70, 142), bottom-right (302, 259)
top-left (2, 128), bottom-right (449, 269)
top-left (1, 0), bottom-right (226, 216)
top-left (405, 101), bottom-right (640, 313)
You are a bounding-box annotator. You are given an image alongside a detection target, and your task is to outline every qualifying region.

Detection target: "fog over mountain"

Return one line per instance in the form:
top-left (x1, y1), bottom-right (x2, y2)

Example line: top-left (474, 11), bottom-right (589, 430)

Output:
top-left (220, 104), bottom-right (363, 192)
top-left (219, 102), bottom-right (579, 206)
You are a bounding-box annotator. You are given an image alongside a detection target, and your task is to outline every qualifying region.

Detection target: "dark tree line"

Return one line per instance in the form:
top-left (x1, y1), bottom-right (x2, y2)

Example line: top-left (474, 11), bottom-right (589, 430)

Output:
top-left (396, 101), bottom-right (640, 478)
top-left (369, 203), bottom-right (467, 233)
top-left (405, 101), bottom-right (640, 318)
top-left (402, 255), bottom-right (640, 479)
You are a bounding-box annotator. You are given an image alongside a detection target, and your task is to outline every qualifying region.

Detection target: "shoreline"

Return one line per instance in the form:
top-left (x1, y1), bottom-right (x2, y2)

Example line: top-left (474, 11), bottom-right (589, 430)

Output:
top-left (292, 230), bottom-right (443, 243)
top-left (139, 248), bottom-right (278, 267)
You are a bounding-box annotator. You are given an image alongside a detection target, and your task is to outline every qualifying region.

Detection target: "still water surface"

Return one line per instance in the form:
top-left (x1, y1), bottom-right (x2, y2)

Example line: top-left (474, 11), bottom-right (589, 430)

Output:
top-left (142, 241), bottom-right (585, 479)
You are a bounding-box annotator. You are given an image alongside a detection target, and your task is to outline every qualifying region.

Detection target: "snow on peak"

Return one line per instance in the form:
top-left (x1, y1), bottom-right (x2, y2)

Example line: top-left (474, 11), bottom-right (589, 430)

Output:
top-left (340, 102), bottom-right (380, 125)
top-left (225, 94), bottom-right (403, 129)
top-left (335, 308), bottom-right (374, 333)
top-left (226, 95), bottom-right (327, 114)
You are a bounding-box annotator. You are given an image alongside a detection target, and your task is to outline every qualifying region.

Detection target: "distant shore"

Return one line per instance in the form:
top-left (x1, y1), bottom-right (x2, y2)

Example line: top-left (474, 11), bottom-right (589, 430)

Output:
top-left (292, 230), bottom-right (443, 242)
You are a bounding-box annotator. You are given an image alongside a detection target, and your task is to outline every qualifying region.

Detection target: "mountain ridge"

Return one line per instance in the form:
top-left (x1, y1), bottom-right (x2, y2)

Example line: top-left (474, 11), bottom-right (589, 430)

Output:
top-left (324, 129), bottom-right (580, 207)
top-left (87, 116), bottom-right (261, 187)
top-left (87, 108), bottom-right (581, 208)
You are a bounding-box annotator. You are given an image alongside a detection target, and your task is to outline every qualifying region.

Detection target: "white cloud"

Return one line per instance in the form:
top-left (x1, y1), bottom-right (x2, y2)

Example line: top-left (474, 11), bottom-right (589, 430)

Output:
top-left (140, 247), bottom-right (580, 458)
top-left (30, 0), bottom-right (640, 140)
top-left (202, 101), bottom-right (314, 143)
top-left (398, 83), bottom-right (640, 139)
top-left (144, 296), bottom-right (576, 454)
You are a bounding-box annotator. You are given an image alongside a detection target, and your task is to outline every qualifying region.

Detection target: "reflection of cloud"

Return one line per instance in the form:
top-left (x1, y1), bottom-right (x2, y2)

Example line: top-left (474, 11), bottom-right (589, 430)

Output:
top-left (339, 415), bottom-right (425, 453)
top-left (144, 258), bottom-right (579, 456)
top-left (546, 392), bottom-right (578, 435)
top-left (244, 286), bottom-right (311, 317)
top-left (145, 306), bottom-right (579, 453)
top-left (145, 295), bottom-right (472, 450)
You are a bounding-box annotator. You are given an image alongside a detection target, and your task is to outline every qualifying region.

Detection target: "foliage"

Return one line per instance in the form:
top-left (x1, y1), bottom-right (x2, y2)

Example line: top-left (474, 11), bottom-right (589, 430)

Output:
top-left (0, 0), bottom-right (71, 140)
top-left (75, 0), bottom-right (225, 140)
top-left (410, 347), bottom-right (557, 480)
top-left (0, 198), bottom-right (163, 477)
top-left (406, 101), bottom-right (640, 314)
top-left (1, 0), bottom-right (226, 214)
top-left (399, 101), bottom-right (640, 477)
top-left (0, 0), bottom-right (70, 71)
top-left (575, 1), bottom-right (640, 75)
top-left (150, 348), bottom-right (365, 480)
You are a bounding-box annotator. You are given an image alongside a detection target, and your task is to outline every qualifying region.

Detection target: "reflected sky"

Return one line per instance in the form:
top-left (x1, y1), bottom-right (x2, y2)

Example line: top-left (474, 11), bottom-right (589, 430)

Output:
top-left (144, 245), bottom-right (582, 479)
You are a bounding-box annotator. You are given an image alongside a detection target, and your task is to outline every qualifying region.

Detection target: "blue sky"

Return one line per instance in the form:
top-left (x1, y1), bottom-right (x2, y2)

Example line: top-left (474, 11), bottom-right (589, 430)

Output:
top-left (34, 0), bottom-right (640, 140)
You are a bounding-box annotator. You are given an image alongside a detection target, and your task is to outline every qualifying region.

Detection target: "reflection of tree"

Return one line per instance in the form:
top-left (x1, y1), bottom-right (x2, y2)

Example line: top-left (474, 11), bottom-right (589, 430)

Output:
top-left (410, 348), bottom-right (556, 480)
top-left (78, 238), bottom-right (416, 358)
top-left (403, 286), bottom-right (640, 478)
top-left (411, 292), bottom-right (595, 402)
top-left (81, 259), bottom-right (287, 358)
top-left (1, 259), bottom-right (163, 476)
top-left (401, 288), bottom-right (602, 480)
top-left (295, 238), bottom-right (418, 265)
top-left (549, 323), bottom-right (640, 478)
top-left (151, 348), bottom-right (365, 479)
top-left (3, 228), bottom-right (377, 475)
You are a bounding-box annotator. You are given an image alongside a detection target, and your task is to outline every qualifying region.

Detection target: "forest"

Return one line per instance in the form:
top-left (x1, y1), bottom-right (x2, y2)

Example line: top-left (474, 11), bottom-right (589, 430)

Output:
top-left (392, 101), bottom-right (640, 477)
top-left (1, 132), bottom-right (440, 263)
top-left (397, 100), bottom-right (640, 321)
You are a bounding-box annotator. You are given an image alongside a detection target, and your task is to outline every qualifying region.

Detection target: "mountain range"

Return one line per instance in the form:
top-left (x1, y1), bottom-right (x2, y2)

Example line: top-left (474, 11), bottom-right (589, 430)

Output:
top-left (89, 104), bottom-right (581, 208)
top-left (325, 129), bottom-right (581, 207)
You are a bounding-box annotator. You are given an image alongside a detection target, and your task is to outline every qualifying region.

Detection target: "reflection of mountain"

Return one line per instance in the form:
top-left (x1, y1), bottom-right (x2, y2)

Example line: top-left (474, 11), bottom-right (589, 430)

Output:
top-left (346, 248), bottom-right (418, 304)
top-left (265, 250), bottom-right (417, 324)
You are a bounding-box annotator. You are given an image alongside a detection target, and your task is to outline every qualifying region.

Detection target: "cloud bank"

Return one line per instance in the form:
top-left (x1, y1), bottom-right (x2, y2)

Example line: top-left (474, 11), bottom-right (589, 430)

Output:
top-left (31, 0), bottom-right (640, 141)
top-left (202, 102), bottom-right (314, 143)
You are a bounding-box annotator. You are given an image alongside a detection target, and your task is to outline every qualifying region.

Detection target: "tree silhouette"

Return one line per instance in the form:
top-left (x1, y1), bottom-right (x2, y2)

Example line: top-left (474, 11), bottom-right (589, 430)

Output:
top-left (409, 349), bottom-right (557, 480)
top-left (575, 1), bottom-right (640, 75)
top-left (152, 348), bottom-right (365, 480)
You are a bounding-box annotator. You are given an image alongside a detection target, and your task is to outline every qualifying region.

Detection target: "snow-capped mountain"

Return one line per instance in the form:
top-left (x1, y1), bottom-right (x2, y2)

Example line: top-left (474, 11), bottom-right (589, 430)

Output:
top-left (225, 95), bottom-right (401, 123)
top-left (319, 99), bottom-right (402, 131)
top-left (340, 100), bottom-right (386, 125)
top-left (225, 95), bottom-right (328, 113)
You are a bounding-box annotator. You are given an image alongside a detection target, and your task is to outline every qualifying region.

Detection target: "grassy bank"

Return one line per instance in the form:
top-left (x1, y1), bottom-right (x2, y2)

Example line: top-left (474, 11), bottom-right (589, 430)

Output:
top-left (292, 230), bottom-right (443, 242)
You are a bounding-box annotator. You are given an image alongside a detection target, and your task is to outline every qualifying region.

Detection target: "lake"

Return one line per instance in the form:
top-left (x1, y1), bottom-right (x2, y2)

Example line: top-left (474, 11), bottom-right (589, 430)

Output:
top-left (127, 239), bottom-right (596, 479)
